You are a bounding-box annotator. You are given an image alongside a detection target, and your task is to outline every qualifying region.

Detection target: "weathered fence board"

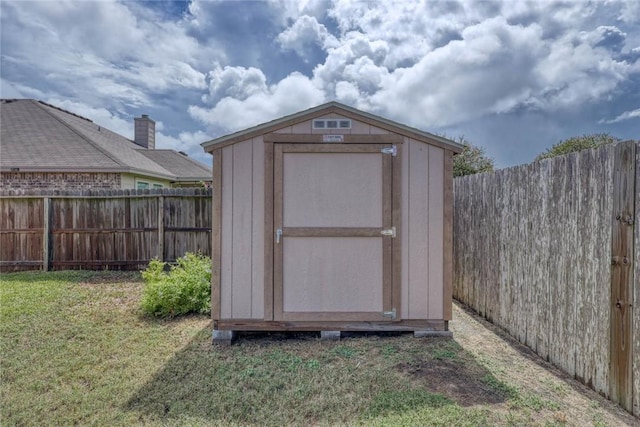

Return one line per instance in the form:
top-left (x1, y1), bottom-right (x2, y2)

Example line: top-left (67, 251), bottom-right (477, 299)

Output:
top-left (0, 188), bottom-right (212, 272)
top-left (453, 140), bottom-right (638, 415)
top-left (0, 197), bottom-right (44, 271)
top-left (610, 141), bottom-right (636, 411)
top-left (634, 142), bottom-right (640, 417)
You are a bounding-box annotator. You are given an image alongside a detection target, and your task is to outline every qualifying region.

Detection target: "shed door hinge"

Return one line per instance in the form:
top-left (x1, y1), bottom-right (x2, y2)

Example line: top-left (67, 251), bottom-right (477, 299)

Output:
top-left (381, 226), bottom-right (396, 238)
top-left (381, 145), bottom-right (397, 156)
top-left (382, 308), bottom-right (396, 320)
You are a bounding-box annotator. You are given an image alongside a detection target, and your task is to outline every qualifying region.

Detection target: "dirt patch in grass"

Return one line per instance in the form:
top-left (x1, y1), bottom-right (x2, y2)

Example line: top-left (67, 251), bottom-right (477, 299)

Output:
top-left (398, 358), bottom-right (510, 407)
top-left (77, 270), bottom-right (142, 285)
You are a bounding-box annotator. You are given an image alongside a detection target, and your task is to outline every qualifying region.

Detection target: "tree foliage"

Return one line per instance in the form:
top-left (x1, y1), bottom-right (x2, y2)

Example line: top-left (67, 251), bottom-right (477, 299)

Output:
top-left (535, 133), bottom-right (621, 161)
top-left (452, 137), bottom-right (495, 177)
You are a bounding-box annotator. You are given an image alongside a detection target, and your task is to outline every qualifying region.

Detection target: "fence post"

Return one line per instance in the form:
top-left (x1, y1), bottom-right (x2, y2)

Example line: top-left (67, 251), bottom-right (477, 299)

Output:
top-left (42, 197), bottom-right (51, 271)
top-left (609, 140), bottom-right (636, 411)
top-left (157, 195), bottom-right (164, 261)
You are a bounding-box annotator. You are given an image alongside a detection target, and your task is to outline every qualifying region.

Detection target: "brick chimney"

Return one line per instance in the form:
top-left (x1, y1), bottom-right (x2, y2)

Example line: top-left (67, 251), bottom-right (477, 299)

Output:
top-left (134, 114), bottom-right (155, 149)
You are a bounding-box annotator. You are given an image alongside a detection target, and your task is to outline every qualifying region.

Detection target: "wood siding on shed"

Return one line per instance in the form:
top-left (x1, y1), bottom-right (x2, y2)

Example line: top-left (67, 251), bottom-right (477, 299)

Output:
top-left (218, 127), bottom-right (448, 323)
top-left (220, 137), bottom-right (265, 319)
top-left (401, 138), bottom-right (445, 320)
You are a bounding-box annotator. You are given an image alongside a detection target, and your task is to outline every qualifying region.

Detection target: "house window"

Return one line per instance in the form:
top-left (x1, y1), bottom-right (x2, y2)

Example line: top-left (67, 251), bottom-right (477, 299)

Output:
top-left (137, 181), bottom-right (149, 189)
top-left (152, 184), bottom-right (163, 189)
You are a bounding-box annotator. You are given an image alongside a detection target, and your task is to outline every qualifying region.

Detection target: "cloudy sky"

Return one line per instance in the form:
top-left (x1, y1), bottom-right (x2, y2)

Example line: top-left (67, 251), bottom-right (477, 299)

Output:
top-left (1, 0), bottom-right (638, 168)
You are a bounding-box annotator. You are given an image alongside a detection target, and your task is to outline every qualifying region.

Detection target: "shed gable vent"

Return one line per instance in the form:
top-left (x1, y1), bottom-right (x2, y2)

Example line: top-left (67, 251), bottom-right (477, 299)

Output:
top-left (313, 119), bottom-right (351, 129)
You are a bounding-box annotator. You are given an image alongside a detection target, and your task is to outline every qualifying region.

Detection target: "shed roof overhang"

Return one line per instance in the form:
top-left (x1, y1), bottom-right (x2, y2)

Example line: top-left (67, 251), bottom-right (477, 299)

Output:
top-left (201, 101), bottom-right (464, 154)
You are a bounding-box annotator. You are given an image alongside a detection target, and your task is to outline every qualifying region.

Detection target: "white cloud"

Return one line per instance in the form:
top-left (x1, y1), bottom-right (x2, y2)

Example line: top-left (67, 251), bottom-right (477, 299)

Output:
top-left (202, 65), bottom-right (267, 103)
top-left (275, 0), bottom-right (328, 22)
top-left (277, 15), bottom-right (338, 58)
top-left (156, 130), bottom-right (212, 162)
top-left (601, 108), bottom-right (640, 124)
top-left (183, 1), bottom-right (639, 139)
top-left (533, 27), bottom-right (630, 108)
top-left (619, 0), bottom-right (640, 24)
top-left (324, 12), bottom-right (635, 129)
top-left (313, 32), bottom-right (390, 96)
top-left (0, 78), bottom-right (27, 98)
top-left (334, 81), bottom-right (361, 105)
top-left (133, 62), bottom-right (207, 91)
top-left (368, 17), bottom-right (547, 127)
top-left (327, 0), bottom-right (484, 68)
top-left (1, 0), bottom-right (209, 107)
top-left (189, 72), bottom-right (325, 131)
top-left (3, 0), bottom-right (639, 168)
top-left (342, 56), bottom-right (388, 94)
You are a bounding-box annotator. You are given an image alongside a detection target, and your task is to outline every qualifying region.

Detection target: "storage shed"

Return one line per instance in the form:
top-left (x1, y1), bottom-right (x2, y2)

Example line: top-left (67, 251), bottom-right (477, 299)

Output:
top-left (201, 102), bottom-right (463, 342)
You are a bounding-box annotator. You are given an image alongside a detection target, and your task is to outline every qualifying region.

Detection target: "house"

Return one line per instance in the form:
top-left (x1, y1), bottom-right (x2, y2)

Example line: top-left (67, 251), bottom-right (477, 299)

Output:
top-left (200, 101), bottom-right (464, 343)
top-left (0, 99), bottom-right (211, 190)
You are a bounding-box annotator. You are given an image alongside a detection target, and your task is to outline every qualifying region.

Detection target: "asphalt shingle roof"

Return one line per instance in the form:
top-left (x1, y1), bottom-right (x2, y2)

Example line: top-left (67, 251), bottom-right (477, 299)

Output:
top-left (137, 149), bottom-right (212, 180)
top-left (0, 99), bottom-right (211, 181)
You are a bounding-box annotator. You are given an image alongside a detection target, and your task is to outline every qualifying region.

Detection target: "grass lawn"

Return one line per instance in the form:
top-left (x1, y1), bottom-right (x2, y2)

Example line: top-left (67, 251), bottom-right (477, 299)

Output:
top-left (0, 271), bottom-right (632, 426)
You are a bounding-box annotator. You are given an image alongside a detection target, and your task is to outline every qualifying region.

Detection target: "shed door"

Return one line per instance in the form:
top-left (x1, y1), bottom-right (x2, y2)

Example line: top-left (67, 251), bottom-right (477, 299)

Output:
top-left (273, 143), bottom-right (398, 322)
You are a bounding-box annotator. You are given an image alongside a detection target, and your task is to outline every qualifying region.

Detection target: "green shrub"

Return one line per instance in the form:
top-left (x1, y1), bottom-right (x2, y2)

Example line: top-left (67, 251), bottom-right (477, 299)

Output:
top-left (140, 253), bottom-right (211, 317)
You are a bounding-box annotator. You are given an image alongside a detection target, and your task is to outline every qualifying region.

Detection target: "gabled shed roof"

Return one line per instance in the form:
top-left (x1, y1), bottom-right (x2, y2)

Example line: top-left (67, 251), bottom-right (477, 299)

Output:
top-left (201, 101), bottom-right (464, 153)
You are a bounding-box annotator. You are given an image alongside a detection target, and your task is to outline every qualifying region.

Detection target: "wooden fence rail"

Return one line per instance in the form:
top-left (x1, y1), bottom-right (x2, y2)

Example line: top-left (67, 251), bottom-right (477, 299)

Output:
top-left (0, 188), bottom-right (212, 272)
top-left (453, 140), bottom-right (639, 416)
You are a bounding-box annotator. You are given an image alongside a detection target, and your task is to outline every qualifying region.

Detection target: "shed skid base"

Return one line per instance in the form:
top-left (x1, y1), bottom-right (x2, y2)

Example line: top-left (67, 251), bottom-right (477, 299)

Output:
top-left (214, 319), bottom-right (447, 332)
top-left (320, 331), bottom-right (341, 341)
top-left (212, 330), bottom-right (236, 345)
top-left (414, 330), bottom-right (453, 338)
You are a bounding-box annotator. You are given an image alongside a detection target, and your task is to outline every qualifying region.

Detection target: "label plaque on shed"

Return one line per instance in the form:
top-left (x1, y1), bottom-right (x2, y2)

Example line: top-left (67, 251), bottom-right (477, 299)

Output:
top-left (322, 134), bottom-right (344, 143)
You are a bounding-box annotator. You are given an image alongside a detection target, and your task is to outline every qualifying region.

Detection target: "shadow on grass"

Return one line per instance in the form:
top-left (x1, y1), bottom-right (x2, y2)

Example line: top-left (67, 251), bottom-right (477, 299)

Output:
top-left (453, 302), bottom-right (639, 421)
top-left (124, 326), bottom-right (510, 425)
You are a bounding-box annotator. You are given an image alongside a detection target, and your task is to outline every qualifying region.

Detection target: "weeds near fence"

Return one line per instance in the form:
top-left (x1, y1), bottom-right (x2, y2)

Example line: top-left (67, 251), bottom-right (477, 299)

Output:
top-left (140, 253), bottom-right (211, 317)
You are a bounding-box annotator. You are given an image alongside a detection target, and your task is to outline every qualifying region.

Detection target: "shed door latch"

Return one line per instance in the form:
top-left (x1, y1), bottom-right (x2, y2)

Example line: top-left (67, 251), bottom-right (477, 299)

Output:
top-left (381, 145), bottom-right (397, 156)
top-left (381, 227), bottom-right (396, 238)
top-left (382, 308), bottom-right (396, 320)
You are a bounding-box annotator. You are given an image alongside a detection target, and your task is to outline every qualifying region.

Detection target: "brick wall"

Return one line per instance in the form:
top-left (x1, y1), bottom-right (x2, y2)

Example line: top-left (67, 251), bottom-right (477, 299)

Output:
top-left (0, 172), bottom-right (121, 190)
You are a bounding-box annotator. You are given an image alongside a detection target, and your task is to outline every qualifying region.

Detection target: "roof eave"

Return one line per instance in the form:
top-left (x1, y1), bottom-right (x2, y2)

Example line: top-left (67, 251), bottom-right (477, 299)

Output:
top-left (172, 176), bottom-right (213, 182)
top-left (0, 166), bottom-right (129, 173)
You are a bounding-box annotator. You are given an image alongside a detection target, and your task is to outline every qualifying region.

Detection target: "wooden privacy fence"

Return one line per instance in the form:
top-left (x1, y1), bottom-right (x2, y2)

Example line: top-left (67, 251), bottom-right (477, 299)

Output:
top-left (0, 188), bottom-right (212, 272)
top-left (453, 140), bottom-right (639, 415)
